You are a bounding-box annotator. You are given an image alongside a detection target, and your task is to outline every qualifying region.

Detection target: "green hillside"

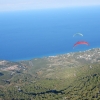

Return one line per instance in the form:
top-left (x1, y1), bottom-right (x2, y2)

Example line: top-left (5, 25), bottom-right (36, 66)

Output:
top-left (0, 48), bottom-right (100, 100)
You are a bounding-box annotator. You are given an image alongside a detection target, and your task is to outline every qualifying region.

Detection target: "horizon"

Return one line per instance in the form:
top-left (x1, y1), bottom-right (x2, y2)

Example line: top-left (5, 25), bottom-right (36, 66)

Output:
top-left (0, 0), bottom-right (100, 12)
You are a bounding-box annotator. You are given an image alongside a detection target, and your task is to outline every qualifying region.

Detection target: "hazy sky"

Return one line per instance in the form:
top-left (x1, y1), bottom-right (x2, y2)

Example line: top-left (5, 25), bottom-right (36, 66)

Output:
top-left (0, 0), bottom-right (100, 11)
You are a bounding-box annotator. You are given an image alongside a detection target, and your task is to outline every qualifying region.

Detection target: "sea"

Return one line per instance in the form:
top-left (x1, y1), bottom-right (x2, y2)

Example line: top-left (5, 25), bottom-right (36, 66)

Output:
top-left (0, 6), bottom-right (100, 61)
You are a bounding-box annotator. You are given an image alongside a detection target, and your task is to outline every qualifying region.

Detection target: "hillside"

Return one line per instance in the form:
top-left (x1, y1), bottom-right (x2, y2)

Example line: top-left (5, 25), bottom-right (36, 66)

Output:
top-left (0, 48), bottom-right (100, 99)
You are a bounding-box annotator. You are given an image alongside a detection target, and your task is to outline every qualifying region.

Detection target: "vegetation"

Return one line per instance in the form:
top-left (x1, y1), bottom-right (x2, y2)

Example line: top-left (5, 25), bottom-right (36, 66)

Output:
top-left (0, 48), bottom-right (100, 99)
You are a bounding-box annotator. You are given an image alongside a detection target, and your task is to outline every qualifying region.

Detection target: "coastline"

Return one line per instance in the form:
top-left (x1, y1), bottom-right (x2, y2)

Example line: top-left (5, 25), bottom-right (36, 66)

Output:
top-left (11, 47), bottom-right (99, 62)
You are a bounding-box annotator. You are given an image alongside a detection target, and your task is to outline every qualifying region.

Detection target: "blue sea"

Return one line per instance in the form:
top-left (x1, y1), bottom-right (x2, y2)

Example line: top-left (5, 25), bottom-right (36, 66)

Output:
top-left (0, 6), bottom-right (100, 61)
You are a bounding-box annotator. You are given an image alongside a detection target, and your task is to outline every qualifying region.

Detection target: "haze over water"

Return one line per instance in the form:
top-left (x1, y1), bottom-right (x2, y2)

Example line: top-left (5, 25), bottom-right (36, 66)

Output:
top-left (0, 6), bottom-right (100, 61)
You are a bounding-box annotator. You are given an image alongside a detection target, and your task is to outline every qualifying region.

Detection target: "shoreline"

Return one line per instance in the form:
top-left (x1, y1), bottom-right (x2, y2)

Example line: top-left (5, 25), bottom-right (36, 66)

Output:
top-left (9, 47), bottom-right (99, 62)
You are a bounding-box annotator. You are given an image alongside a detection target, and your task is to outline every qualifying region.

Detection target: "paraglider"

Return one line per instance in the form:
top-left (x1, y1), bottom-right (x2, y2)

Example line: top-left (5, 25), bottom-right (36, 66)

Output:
top-left (73, 33), bottom-right (89, 49)
top-left (73, 33), bottom-right (83, 37)
top-left (73, 41), bottom-right (89, 48)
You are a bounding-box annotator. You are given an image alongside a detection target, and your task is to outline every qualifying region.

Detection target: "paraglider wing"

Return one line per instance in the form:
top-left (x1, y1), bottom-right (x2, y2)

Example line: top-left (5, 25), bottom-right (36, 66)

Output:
top-left (73, 41), bottom-right (89, 48)
top-left (73, 33), bottom-right (83, 37)
top-left (79, 33), bottom-right (83, 36)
